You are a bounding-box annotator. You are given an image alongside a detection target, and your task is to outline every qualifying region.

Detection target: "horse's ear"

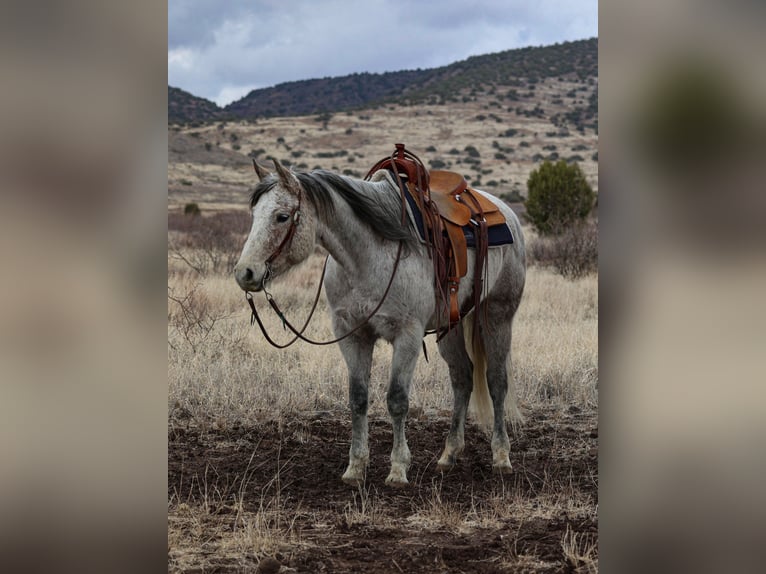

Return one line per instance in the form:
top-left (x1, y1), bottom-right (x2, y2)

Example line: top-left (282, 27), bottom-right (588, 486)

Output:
top-left (252, 159), bottom-right (269, 182)
top-left (272, 158), bottom-right (301, 196)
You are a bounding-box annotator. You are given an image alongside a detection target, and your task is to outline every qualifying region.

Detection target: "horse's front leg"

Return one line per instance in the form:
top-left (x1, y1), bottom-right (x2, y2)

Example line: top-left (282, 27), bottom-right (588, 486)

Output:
top-left (385, 331), bottom-right (421, 487)
top-left (338, 335), bottom-right (375, 485)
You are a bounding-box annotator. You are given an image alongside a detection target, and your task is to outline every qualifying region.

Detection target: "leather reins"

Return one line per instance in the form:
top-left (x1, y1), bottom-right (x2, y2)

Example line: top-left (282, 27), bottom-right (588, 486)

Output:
top-left (245, 161), bottom-right (406, 348)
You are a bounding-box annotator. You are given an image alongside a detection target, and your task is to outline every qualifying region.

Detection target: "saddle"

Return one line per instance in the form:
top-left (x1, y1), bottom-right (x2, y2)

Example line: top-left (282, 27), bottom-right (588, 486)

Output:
top-left (365, 144), bottom-right (509, 335)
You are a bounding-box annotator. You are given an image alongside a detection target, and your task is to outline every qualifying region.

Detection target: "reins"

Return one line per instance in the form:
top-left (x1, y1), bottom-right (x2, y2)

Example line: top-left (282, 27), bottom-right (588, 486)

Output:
top-left (247, 242), bottom-right (404, 347)
top-left (245, 158), bottom-right (407, 348)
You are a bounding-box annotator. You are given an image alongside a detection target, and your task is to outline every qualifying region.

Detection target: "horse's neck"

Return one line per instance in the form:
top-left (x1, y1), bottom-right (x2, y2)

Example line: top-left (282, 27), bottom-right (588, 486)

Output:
top-left (314, 179), bottom-right (392, 276)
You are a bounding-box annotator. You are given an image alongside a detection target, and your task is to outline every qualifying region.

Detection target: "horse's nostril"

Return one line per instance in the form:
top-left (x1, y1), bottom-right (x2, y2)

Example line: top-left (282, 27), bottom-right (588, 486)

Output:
top-left (244, 267), bottom-right (254, 281)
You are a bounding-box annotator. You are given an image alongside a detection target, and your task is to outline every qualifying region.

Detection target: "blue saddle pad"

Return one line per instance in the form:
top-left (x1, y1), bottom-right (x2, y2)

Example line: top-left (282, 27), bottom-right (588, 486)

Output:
top-left (402, 183), bottom-right (514, 247)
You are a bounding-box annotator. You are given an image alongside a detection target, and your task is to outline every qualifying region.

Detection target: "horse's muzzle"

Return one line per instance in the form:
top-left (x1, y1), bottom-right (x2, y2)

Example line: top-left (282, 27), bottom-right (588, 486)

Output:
top-left (234, 264), bottom-right (265, 292)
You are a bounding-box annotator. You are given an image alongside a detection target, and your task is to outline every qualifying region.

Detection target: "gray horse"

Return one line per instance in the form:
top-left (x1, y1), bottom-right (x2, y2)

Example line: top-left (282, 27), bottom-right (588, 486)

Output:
top-left (234, 160), bottom-right (525, 486)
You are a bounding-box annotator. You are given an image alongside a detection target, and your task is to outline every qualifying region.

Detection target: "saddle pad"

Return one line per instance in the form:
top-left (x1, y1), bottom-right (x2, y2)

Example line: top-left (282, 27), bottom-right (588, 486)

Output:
top-left (402, 183), bottom-right (514, 247)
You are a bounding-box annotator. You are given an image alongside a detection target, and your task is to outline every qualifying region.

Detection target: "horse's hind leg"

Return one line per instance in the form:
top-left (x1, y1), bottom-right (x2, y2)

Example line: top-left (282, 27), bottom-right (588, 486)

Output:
top-left (436, 325), bottom-right (473, 469)
top-left (338, 335), bottom-right (375, 485)
top-left (482, 301), bottom-right (519, 473)
top-left (385, 331), bottom-right (421, 487)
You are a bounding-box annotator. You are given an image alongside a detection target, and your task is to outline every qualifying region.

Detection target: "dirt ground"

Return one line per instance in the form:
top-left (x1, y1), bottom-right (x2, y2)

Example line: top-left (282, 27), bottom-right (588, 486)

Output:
top-left (168, 406), bottom-right (598, 573)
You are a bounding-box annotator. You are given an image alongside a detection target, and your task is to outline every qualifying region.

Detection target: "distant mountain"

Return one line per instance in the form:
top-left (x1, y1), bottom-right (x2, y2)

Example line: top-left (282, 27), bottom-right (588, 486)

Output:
top-left (168, 87), bottom-right (222, 124)
top-left (223, 69), bottom-right (434, 120)
top-left (169, 37), bottom-right (596, 124)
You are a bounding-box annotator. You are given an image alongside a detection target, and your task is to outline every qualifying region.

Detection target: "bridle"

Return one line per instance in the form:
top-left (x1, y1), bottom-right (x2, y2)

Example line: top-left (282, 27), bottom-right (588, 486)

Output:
top-left (244, 160), bottom-right (405, 348)
top-left (261, 189), bottom-right (302, 288)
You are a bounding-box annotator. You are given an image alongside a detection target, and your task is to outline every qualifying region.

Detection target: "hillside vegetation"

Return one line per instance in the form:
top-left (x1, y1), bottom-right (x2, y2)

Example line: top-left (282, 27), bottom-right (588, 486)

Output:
top-left (168, 86), bottom-right (221, 124)
top-left (168, 37), bottom-right (597, 209)
top-left (169, 38), bottom-right (596, 123)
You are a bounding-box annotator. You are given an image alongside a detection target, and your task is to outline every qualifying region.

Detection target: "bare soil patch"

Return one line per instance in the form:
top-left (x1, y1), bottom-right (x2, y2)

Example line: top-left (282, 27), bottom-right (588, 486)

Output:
top-left (168, 406), bottom-right (597, 573)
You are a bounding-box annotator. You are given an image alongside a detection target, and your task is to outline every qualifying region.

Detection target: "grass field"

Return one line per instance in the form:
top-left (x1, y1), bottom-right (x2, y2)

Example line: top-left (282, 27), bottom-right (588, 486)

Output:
top-left (168, 235), bottom-right (598, 572)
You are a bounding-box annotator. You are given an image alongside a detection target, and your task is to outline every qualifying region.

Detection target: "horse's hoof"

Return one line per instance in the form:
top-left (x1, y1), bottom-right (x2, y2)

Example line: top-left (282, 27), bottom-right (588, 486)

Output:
top-left (341, 467), bottom-right (366, 486)
top-left (436, 455), bottom-right (456, 471)
top-left (341, 475), bottom-right (364, 486)
top-left (492, 462), bottom-right (513, 475)
top-left (384, 476), bottom-right (409, 488)
top-left (384, 468), bottom-right (409, 487)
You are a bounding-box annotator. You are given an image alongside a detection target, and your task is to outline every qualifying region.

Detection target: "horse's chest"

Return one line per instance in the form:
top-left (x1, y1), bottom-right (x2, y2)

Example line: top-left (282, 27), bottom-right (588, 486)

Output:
top-left (328, 290), bottom-right (408, 342)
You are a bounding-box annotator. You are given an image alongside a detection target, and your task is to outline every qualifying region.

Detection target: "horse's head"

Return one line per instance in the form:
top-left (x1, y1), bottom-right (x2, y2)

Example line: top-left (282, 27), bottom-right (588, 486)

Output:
top-left (234, 159), bottom-right (317, 292)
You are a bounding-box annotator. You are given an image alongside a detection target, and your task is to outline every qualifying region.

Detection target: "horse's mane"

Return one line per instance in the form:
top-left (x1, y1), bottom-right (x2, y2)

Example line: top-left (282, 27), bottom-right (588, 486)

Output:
top-left (250, 170), bottom-right (417, 248)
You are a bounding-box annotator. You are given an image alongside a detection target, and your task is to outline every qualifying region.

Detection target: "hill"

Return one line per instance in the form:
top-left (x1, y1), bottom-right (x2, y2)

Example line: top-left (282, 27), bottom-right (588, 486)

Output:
top-left (168, 87), bottom-right (222, 124)
top-left (223, 69), bottom-right (432, 120)
top-left (169, 38), bottom-right (596, 124)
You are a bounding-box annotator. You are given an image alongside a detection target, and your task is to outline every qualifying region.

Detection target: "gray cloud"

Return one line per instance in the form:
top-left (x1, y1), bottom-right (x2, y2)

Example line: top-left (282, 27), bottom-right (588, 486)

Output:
top-left (168, 0), bottom-right (597, 106)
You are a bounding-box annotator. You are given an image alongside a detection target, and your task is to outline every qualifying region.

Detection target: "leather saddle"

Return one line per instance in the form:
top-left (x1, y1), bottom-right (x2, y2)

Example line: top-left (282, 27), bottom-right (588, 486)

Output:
top-left (366, 144), bottom-right (508, 334)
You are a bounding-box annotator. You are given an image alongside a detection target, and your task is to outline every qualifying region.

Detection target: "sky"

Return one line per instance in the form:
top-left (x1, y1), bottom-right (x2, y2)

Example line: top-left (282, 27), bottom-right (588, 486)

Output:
top-left (168, 0), bottom-right (598, 107)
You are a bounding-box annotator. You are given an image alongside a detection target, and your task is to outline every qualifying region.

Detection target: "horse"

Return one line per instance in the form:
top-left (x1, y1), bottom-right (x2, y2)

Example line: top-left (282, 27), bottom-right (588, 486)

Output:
top-left (234, 158), bottom-right (526, 486)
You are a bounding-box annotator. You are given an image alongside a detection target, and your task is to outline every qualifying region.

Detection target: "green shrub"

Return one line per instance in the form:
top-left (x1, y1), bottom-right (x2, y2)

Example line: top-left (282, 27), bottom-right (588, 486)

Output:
top-left (464, 145), bottom-right (480, 158)
top-left (525, 160), bottom-right (594, 235)
top-left (184, 202), bottom-right (201, 216)
top-left (430, 159), bottom-right (447, 169)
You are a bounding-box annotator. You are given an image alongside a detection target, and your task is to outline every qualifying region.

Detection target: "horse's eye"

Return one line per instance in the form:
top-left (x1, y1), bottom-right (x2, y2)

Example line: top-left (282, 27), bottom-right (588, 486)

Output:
top-left (275, 213), bottom-right (290, 223)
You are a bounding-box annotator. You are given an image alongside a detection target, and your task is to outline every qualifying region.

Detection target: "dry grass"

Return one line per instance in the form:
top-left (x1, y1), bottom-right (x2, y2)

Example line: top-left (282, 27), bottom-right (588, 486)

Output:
top-left (561, 524), bottom-right (599, 573)
top-left (168, 493), bottom-right (306, 571)
top-left (528, 221), bottom-right (599, 279)
top-left (343, 484), bottom-right (387, 528)
top-left (168, 240), bottom-right (597, 425)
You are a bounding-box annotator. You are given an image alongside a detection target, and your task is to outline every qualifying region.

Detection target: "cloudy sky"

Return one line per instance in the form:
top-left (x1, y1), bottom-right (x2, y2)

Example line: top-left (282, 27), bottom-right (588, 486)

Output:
top-left (169, 0), bottom-right (597, 107)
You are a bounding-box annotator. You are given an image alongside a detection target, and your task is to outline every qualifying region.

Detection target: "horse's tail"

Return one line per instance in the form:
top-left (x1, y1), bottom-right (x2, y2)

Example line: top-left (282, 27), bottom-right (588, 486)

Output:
top-left (463, 319), bottom-right (494, 430)
top-left (463, 317), bottom-right (525, 432)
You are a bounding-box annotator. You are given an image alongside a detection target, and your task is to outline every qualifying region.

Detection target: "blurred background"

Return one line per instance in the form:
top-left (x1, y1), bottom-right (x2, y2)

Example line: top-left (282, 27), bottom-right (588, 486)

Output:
top-left (0, 0), bottom-right (764, 572)
top-left (600, 1), bottom-right (766, 572)
top-left (0, 1), bottom-right (167, 572)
